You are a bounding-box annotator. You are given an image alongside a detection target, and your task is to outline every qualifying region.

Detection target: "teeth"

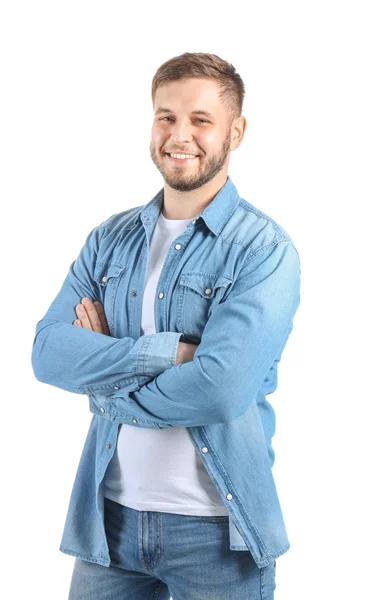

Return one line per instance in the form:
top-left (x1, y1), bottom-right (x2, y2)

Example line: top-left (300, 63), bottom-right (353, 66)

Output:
top-left (169, 153), bottom-right (197, 159)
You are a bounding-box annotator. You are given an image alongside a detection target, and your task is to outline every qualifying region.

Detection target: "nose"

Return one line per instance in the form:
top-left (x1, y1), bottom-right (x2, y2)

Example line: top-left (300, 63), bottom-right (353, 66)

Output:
top-left (169, 119), bottom-right (194, 144)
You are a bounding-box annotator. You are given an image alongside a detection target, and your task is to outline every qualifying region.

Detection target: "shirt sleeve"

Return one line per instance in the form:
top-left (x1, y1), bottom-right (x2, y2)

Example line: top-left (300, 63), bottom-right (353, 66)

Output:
top-left (95, 240), bottom-right (301, 427)
top-left (31, 225), bottom-right (182, 396)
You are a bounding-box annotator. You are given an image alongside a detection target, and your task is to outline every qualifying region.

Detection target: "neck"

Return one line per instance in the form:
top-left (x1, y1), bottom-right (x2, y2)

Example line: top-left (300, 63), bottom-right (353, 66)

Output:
top-left (161, 171), bottom-right (228, 220)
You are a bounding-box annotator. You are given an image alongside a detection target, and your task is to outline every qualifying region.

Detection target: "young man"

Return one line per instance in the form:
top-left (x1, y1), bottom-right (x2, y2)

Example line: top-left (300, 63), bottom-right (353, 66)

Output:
top-left (32, 52), bottom-right (301, 599)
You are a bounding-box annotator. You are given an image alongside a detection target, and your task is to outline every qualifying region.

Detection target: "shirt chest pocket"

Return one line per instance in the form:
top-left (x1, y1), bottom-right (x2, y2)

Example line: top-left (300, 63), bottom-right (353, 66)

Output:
top-left (93, 261), bottom-right (127, 331)
top-left (177, 272), bottom-right (233, 341)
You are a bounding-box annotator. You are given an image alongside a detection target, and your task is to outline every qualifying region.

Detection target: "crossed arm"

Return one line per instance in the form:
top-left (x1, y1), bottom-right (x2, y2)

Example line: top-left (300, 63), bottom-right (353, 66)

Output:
top-left (32, 225), bottom-right (300, 428)
top-left (73, 297), bottom-right (198, 366)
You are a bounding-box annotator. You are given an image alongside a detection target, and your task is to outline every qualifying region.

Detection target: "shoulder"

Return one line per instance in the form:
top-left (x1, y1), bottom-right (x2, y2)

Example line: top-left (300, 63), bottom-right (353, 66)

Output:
top-left (96, 205), bottom-right (143, 237)
top-left (224, 195), bottom-right (299, 262)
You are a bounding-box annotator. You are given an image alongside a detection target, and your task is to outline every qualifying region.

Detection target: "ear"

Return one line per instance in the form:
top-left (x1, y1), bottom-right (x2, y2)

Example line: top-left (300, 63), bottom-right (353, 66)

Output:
top-left (230, 116), bottom-right (247, 150)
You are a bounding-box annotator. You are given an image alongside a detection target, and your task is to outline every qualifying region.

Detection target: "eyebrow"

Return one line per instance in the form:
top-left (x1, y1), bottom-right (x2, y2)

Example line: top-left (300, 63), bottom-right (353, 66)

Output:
top-left (155, 107), bottom-right (215, 120)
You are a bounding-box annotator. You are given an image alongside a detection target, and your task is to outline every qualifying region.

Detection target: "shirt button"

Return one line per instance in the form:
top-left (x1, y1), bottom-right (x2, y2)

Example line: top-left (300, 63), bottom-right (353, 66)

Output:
top-left (191, 219), bottom-right (196, 224)
top-left (201, 447), bottom-right (208, 454)
top-left (226, 493), bottom-right (233, 501)
top-left (159, 292), bottom-right (164, 299)
top-left (132, 418), bottom-right (138, 424)
top-left (100, 407), bottom-right (105, 413)
top-left (102, 276), bottom-right (108, 283)
top-left (113, 385), bottom-right (120, 390)
top-left (131, 291), bottom-right (137, 296)
top-left (107, 443), bottom-right (112, 449)
top-left (174, 243), bottom-right (182, 250)
top-left (205, 288), bottom-right (212, 295)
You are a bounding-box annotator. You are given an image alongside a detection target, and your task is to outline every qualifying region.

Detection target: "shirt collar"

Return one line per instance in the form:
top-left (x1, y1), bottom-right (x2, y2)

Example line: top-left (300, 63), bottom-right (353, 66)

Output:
top-left (137, 175), bottom-right (241, 237)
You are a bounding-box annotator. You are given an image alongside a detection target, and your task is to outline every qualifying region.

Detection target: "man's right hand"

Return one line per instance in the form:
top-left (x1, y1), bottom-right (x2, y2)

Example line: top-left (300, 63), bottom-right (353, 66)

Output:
top-left (175, 341), bottom-right (199, 365)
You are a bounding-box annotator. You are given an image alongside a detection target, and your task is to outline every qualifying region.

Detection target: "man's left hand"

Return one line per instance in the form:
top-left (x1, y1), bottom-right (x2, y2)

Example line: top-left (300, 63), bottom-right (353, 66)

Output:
top-left (74, 298), bottom-right (110, 335)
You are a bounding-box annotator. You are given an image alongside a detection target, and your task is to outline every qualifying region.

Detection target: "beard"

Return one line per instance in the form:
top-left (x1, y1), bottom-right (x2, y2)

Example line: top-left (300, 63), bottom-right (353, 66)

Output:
top-left (150, 128), bottom-right (231, 192)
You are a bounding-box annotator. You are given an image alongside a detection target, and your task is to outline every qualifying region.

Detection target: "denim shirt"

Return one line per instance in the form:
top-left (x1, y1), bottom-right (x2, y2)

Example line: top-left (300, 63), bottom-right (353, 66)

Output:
top-left (31, 175), bottom-right (301, 569)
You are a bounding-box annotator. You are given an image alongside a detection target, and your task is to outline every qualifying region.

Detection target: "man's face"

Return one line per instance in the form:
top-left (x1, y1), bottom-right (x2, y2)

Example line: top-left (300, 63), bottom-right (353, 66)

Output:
top-left (150, 78), bottom-right (233, 191)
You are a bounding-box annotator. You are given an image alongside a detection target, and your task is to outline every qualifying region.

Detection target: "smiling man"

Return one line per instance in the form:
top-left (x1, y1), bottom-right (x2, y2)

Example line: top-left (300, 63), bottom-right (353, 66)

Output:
top-left (32, 52), bottom-right (301, 600)
top-left (150, 77), bottom-right (239, 198)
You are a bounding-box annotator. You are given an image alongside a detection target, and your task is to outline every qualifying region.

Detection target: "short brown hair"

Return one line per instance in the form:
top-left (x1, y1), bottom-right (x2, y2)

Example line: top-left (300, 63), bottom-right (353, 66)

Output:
top-left (151, 52), bottom-right (245, 121)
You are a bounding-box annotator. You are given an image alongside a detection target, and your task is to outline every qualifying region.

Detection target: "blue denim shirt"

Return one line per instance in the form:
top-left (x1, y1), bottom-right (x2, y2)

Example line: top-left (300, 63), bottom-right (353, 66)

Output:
top-left (31, 175), bottom-right (301, 569)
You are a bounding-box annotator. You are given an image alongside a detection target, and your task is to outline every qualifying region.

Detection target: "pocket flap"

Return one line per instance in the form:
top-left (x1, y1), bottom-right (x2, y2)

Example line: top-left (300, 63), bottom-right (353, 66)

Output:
top-left (179, 272), bottom-right (232, 299)
top-left (93, 262), bottom-right (126, 285)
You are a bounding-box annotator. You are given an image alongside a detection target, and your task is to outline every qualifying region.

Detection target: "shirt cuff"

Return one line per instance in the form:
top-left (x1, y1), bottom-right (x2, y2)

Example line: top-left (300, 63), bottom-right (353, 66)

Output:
top-left (137, 332), bottom-right (183, 376)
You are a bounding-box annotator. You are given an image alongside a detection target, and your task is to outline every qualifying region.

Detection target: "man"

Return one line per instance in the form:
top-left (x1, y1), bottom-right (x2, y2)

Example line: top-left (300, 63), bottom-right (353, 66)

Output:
top-left (32, 52), bottom-right (301, 599)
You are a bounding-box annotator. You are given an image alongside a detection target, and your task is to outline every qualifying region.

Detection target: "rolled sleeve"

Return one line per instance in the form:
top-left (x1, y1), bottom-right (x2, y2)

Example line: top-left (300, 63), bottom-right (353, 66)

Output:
top-left (137, 331), bottom-right (183, 375)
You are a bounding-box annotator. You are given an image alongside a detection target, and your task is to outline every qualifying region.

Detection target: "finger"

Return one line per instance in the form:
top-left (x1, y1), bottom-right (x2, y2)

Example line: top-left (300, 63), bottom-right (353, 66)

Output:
top-left (93, 301), bottom-right (110, 335)
top-left (75, 303), bottom-right (93, 330)
top-left (73, 319), bottom-right (83, 327)
top-left (81, 298), bottom-right (104, 333)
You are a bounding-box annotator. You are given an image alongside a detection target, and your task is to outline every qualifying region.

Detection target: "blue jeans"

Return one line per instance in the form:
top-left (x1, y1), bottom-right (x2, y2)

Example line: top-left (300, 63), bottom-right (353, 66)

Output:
top-left (68, 497), bottom-right (276, 599)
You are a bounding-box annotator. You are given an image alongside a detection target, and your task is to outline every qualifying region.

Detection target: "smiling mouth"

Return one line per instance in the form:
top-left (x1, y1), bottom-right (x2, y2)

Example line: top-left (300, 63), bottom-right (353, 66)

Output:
top-left (165, 152), bottom-right (199, 163)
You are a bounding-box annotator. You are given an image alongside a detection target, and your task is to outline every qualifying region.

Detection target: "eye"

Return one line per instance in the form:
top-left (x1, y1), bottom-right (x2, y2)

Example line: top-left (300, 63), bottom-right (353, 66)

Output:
top-left (158, 116), bottom-right (209, 124)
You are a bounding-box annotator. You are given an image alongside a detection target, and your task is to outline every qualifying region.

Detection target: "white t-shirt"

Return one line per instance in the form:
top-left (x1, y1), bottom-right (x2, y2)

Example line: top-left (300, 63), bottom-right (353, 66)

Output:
top-left (103, 211), bottom-right (228, 516)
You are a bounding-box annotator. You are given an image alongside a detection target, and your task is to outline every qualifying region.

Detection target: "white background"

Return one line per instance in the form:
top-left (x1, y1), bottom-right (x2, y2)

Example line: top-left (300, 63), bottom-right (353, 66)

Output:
top-left (1, 1), bottom-right (374, 598)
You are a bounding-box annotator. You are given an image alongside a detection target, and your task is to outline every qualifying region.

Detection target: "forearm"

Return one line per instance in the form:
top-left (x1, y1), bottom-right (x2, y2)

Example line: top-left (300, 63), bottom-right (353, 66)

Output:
top-left (90, 321), bottom-right (294, 428)
top-left (32, 317), bottom-right (182, 395)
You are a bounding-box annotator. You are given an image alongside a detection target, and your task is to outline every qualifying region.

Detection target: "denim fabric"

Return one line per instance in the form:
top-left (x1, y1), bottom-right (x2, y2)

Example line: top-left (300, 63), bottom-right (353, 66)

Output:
top-left (68, 497), bottom-right (276, 600)
top-left (32, 175), bottom-right (301, 569)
